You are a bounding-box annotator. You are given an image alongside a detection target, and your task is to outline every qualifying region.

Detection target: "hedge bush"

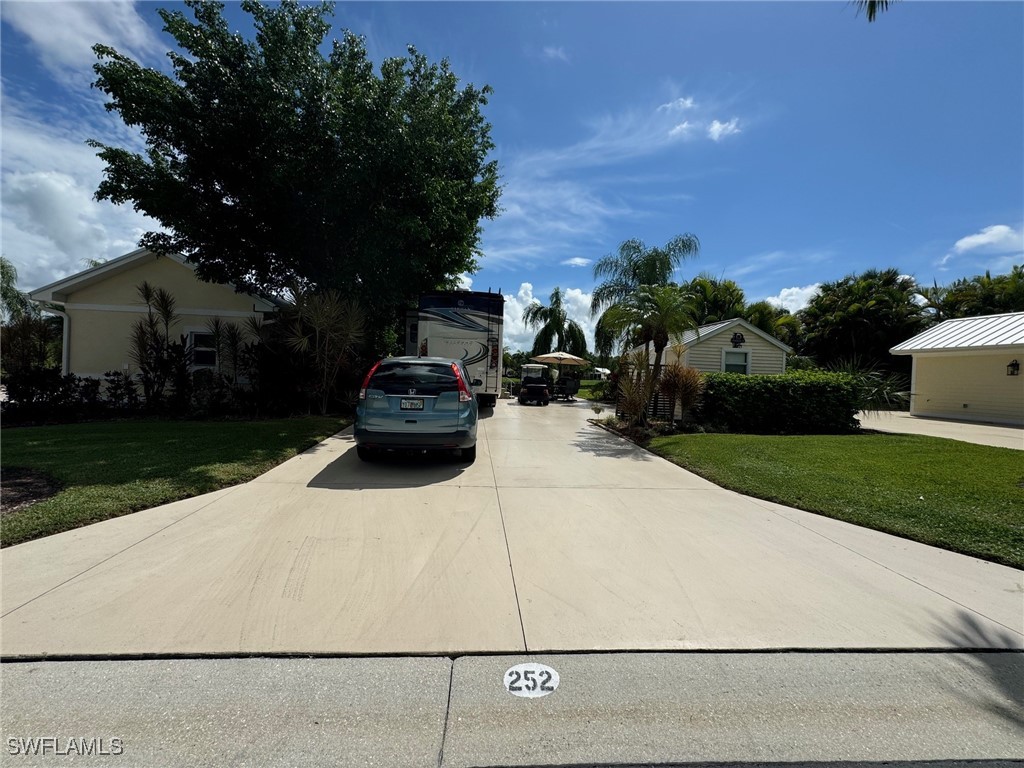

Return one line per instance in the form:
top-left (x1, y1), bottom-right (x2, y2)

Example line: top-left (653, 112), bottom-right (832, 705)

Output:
top-left (694, 371), bottom-right (860, 434)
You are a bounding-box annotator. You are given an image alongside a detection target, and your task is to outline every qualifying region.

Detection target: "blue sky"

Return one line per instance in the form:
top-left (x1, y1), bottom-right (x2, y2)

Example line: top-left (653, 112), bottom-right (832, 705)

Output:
top-left (2, 1), bottom-right (1022, 350)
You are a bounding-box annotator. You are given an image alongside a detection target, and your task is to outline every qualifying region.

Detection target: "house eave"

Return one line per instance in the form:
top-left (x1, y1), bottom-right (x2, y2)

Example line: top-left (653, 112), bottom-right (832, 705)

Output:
top-left (28, 248), bottom-right (283, 313)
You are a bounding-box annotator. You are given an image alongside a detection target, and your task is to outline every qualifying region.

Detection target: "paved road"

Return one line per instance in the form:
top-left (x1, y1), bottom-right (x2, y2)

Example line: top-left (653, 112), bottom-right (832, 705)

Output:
top-left (2, 399), bottom-right (1021, 656)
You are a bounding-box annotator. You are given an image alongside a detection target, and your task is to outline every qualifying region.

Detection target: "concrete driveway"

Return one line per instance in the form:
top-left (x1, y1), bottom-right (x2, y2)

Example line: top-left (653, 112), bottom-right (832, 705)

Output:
top-left (858, 410), bottom-right (1024, 450)
top-left (2, 400), bottom-right (1021, 656)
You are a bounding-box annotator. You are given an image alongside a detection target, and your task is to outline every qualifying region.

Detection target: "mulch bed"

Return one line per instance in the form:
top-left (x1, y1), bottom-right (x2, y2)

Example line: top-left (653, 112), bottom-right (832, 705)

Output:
top-left (1, 467), bottom-right (62, 517)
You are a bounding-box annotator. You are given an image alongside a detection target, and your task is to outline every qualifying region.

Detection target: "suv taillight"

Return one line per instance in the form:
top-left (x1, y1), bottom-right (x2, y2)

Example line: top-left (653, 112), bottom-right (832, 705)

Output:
top-left (451, 363), bottom-right (473, 403)
top-left (359, 360), bottom-right (382, 400)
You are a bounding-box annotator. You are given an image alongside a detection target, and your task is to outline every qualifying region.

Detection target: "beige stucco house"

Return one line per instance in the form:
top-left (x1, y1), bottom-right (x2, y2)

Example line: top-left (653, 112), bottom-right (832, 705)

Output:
top-left (630, 317), bottom-right (792, 375)
top-left (890, 312), bottom-right (1024, 427)
top-left (29, 248), bottom-right (283, 378)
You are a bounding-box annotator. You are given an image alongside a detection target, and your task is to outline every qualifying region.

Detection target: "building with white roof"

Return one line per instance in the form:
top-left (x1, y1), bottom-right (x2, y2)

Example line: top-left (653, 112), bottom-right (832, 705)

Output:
top-left (890, 312), bottom-right (1024, 426)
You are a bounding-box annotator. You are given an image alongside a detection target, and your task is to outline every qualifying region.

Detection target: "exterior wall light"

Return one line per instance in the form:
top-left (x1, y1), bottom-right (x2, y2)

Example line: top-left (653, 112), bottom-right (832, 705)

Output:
top-left (730, 332), bottom-right (746, 348)
top-left (1008, 359), bottom-right (1020, 376)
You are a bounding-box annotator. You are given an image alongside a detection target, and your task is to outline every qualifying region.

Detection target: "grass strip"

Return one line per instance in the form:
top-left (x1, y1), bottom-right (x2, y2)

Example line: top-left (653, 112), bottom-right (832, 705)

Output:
top-left (649, 432), bottom-right (1024, 569)
top-left (1, 416), bottom-right (346, 546)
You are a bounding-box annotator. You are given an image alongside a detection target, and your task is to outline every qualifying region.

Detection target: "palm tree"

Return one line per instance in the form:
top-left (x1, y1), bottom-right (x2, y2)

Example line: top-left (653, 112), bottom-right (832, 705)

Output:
top-left (1, 256), bottom-right (32, 322)
top-left (854, 0), bottom-right (897, 22)
top-left (798, 268), bottom-right (925, 370)
top-left (590, 234), bottom-right (700, 361)
top-left (590, 235), bottom-right (700, 316)
top-left (683, 273), bottom-right (746, 324)
top-left (523, 287), bottom-right (588, 357)
top-left (743, 300), bottom-right (802, 349)
top-left (601, 284), bottom-right (698, 384)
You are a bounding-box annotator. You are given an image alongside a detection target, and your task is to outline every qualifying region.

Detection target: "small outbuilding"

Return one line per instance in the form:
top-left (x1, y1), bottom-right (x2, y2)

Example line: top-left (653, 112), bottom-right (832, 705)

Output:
top-left (890, 312), bottom-right (1024, 427)
top-left (630, 317), bottom-right (792, 375)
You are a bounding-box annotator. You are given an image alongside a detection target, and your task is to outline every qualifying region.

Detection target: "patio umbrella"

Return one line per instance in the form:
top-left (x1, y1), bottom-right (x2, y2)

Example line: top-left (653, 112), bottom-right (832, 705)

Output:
top-left (530, 351), bottom-right (589, 366)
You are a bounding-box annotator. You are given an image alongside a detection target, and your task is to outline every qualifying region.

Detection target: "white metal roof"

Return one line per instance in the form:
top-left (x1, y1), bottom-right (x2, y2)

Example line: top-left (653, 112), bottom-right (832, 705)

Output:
top-left (890, 312), bottom-right (1024, 354)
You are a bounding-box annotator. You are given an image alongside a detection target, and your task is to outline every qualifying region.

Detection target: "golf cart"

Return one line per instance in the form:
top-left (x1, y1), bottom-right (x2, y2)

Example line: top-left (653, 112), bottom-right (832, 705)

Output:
top-left (518, 364), bottom-right (551, 406)
top-left (550, 369), bottom-right (580, 401)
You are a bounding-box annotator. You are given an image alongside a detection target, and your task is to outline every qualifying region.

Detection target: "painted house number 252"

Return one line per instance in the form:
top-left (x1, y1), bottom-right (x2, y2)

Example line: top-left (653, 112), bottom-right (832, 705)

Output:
top-left (503, 663), bottom-right (559, 698)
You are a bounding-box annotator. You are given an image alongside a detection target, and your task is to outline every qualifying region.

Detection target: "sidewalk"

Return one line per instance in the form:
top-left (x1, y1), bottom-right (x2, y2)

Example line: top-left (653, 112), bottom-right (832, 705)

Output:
top-left (3, 652), bottom-right (1021, 767)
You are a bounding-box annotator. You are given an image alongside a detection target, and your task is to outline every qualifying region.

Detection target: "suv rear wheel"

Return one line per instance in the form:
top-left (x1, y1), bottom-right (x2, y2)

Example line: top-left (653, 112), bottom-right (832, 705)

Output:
top-left (356, 446), bottom-right (377, 462)
top-left (461, 444), bottom-right (477, 463)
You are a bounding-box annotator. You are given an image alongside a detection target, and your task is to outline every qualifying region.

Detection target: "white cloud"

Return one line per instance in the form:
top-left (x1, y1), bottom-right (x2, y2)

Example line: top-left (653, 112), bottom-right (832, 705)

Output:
top-left (668, 121), bottom-right (693, 139)
top-left (1, 1), bottom-right (165, 88)
top-left (763, 284), bottom-right (822, 313)
top-left (707, 118), bottom-right (741, 142)
top-left (481, 176), bottom-right (631, 271)
top-left (952, 224), bottom-right (1023, 254)
top-left (503, 282), bottom-right (538, 352)
top-left (561, 286), bottom-right (598, 351)
top-left (560, 257), bottom-right (592, 267)
top-left (541, 46), bottom-right (569, 62)
top-left (2, 84), bottom-right (160, 291)
top-left (658, 97), bottom-right (696, 111)
top-left (457, 273), bottom-right (473, 290)
top-left (939, 224), bottom-right (1024, 269)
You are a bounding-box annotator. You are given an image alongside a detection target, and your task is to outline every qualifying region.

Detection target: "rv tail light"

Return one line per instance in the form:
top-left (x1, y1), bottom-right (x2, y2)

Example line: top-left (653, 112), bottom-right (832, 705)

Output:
top-left (359, 360), bottom-right (382, 400)
top-left (451, 363), bottom-right (473, 403)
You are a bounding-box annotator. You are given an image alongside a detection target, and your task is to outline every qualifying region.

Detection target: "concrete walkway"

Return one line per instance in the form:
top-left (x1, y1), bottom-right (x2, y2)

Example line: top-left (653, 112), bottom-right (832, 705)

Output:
top-left (859, 410), bottom-right (1024, 450)
top-left (2, 400), bottom-right (1020, 656)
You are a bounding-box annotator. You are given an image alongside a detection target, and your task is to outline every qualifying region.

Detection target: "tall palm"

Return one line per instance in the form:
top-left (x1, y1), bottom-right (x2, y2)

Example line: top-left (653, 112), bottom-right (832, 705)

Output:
top-left (523, 287), bottom-right (588, 357)
top-left (1, 256), bottom-right (32, 322)
top-left (602, 284), bottom-right (698, 384)
top-left (590, 234), bottom-right (700, 317)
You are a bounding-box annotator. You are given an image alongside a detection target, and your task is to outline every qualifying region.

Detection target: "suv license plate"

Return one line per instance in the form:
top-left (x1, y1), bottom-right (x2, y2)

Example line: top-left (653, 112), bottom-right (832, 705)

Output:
top-left (400, 398), bottom-right (424, 410)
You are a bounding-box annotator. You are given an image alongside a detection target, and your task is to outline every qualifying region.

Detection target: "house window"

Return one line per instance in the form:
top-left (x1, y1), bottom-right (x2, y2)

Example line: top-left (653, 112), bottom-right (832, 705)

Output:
top-left (723, 349), bottom-right (749, 374)
top-left (190, 332), bottom-right (217, 368)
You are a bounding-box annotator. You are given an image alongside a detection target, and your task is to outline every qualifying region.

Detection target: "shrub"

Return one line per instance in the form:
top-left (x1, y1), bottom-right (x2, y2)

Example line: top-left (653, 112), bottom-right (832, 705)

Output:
top-left (694, 370), bottom-right (860, 434)
top-left (1, 367), bottom-right (105, 424)
top-left (658, 364), bottom-right (704, 420)
top-left (616, 349), bottom-right (656, 428)
top-left (102, 370), bottom-right (140, 412)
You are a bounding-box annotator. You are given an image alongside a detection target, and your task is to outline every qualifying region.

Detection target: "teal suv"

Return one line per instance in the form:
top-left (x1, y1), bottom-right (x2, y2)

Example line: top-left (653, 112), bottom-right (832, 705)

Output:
top-left (355, 357), bottom-right (480, 463)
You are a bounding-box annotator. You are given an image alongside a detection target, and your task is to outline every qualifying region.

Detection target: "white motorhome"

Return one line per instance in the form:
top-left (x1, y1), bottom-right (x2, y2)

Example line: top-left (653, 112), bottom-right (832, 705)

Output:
top-left (405, 290), bottom-right (504, 408)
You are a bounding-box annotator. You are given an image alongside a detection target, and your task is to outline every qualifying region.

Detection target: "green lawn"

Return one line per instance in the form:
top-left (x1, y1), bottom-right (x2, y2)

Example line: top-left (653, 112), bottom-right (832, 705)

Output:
top-left (2, 416), bottom-right (347, 547)
top-left (648, 432), bottom-right (1024, 569)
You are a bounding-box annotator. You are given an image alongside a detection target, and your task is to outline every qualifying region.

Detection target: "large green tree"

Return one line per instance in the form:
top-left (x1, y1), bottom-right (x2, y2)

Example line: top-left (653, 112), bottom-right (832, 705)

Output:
top-left (523, 287), bottom-right (588, 358)
top-left (923, 266), bottom-right (1024, 320)
top-left (89, 0), bottom-right (499, 337)
top-left (797, 268), bottom-right (926, 370)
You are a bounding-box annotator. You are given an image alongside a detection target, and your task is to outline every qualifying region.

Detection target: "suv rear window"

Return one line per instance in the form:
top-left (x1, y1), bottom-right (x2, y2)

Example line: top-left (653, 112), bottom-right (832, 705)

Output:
top-left (368, 362), bottom-right (459, 395)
